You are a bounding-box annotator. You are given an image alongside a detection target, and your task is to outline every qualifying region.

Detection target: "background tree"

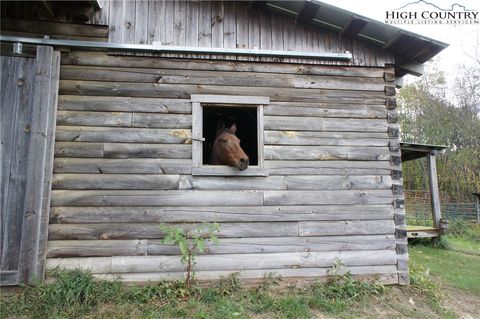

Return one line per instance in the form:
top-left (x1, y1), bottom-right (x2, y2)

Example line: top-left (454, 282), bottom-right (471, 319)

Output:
top-left (398, 61), bottom-right (480, 201)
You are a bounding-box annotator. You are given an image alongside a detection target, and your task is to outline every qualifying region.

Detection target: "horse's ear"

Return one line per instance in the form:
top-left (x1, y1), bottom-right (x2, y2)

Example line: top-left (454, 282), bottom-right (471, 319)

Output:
top-left (216, 121), bottom-right (225, 135)
top-left (228, 123), bottom-right (237, 135)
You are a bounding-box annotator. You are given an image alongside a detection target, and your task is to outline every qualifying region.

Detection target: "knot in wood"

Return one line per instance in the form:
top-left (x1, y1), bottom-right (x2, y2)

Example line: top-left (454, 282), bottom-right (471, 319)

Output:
top-left (99, 233), bottom-right (110, 240)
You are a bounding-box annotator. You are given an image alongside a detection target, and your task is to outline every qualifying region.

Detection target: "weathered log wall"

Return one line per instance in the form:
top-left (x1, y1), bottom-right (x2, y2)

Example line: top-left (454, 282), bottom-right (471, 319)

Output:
top-left (46, 48), bottom-right (407, 285)
top-left (90, 0), bottom-right (394, 67)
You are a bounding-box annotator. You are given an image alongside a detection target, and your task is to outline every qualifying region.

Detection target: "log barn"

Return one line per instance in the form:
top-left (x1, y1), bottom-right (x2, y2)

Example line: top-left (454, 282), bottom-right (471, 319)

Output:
top-left (0, 0), bottom-right (447, 286)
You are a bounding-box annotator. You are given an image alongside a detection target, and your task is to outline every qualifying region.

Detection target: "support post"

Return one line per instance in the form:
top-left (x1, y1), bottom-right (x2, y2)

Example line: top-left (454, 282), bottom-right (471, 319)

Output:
top-left (427, 151), bottom-right (442, 245)
top-left (475, 194), bottom-right (480, 224)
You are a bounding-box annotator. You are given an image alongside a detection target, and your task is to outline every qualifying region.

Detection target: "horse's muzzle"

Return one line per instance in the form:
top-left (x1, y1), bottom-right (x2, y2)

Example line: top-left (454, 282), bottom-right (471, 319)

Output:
top-left (238, 157), bottom-right (249, 170)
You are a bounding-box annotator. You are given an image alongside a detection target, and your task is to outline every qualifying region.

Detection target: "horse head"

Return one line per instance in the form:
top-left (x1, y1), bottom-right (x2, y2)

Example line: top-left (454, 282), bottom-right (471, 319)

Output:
top-left (211, 123), bottom-right (249, 170)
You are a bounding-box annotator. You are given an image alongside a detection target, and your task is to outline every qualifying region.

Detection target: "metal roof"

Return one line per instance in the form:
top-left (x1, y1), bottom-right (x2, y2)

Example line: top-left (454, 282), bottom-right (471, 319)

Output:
top-left (258, 0), bottom-right (449, 77)
top-left (400, 142), bottom-right (448, 162)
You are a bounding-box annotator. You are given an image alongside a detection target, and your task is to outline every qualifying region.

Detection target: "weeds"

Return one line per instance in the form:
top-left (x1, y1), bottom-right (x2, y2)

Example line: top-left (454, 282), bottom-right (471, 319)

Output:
top-left (160, 223), bottom-right (220, 291)
top-left (309, 269), bottom-right (385, 315)
top-left (409, 260), bottom-right (448, 316)
top-left (212, 272), bottom-right (242, 296)
top-left (448, 219), bottom-right (480, 242)
top-left (5, 259), bottom-right (472, 319)
top-left (2, 269), bottom-right (114, 318)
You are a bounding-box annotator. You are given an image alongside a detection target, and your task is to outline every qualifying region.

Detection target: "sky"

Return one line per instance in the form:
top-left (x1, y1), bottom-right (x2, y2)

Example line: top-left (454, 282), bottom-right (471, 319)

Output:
top-left (321, 0), bottom-right (480, 84)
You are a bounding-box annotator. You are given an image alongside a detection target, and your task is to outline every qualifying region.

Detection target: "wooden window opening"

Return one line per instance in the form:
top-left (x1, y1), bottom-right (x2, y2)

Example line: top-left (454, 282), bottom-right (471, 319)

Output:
top-left (191, 95), bottom-right (269, 176)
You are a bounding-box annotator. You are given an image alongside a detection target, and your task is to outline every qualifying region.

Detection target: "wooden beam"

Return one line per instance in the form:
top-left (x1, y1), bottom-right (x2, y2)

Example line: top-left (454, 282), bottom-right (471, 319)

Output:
top-left (427, 152), bottom-right (442, 228)
top-left (36, 50), bottom-right (61, 280)
top-left (296, 1), bottom-right (320, 24)
top-left (18, 46), bottom-right (55, 284)
top-left (398, 62), bottom-right (424, 77)
top-left (341, 16), bottom-right (368, 37)
top-left (0, 271), bottom-right (19, 286)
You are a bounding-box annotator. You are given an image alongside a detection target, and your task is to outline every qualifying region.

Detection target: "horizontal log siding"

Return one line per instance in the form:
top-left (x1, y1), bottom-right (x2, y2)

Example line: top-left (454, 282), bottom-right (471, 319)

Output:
top-left (48, 51), bottom-right (402, 284)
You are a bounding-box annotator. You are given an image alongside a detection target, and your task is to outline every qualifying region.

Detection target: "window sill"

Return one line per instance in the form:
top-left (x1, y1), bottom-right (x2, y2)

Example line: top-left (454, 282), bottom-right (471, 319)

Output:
top-left (192, 166), bottom-right (269, 176)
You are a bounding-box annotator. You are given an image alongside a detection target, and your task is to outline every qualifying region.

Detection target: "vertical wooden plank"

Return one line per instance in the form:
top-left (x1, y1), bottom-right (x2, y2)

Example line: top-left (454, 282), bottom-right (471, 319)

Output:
top-left (317, 28), bottom-right (327, 52)
top-left (148, 0), bottom-right (166, 44)
top-left (305, 25), bottom-right (314, 52)
top-left (192, 102), bottom-right (202, 168)
top-left (164, 0), bottom-right (174, 45)
top-left (260, 10), bottom-right (272, 50)
top-left (36, 51), bottom-right (60, 279)
top-left (1, 57), bottom-right (35, 273)
top-left (283, 17), bottom-right (295, 51)
top-left (295, 25), bottom-right (308, 52)
top-left (173, 0), bottom-right (186, 46)
top-left (1, 57), bottom-right (20, 269)
top-left (198, 1), bottom-right (211, 47)
top-left (235, 2), bottom-right (248, 49)
top-left (135, 0), bottom-right (148, 44)
top-left (122, 0), bottom-right (136, 44)
top-left (248, 7), bottom-right (260, 49)
top-left (427, 153), bottom-right (441, 228)
top-left (211, 1), bottom-right (224, 48)
top-left (257, 105), bottom-right (264, 168)
top-left (108, 0), bottom-right (124, 43)
top-left (223, 1), bottom-right (236, 49)
top-left (185, 0), bottom-right (199, 47)
top-left (271, 14), bottom-right (283, 51)
top-left (18, 46), bottom-right (54, 283)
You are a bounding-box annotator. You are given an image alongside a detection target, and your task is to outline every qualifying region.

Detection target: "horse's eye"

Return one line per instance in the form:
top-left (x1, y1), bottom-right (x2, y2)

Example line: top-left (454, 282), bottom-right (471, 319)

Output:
top-left (221, 139), bottom-right (228, 144)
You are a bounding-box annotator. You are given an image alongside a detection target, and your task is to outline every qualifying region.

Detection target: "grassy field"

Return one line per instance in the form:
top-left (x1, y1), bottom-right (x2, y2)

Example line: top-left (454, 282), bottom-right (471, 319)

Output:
top-left (1, 222), bottom-right (479, 319)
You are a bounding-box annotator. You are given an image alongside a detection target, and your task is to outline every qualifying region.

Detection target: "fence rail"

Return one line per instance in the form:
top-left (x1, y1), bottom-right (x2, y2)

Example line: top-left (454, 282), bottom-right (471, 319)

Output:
top-left (405, 191), bottom-right (479, 225)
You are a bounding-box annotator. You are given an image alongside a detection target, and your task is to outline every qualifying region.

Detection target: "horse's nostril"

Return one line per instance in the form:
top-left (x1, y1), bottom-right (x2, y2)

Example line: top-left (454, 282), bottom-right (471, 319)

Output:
top-left (240, 157), bottom-right (248, 164)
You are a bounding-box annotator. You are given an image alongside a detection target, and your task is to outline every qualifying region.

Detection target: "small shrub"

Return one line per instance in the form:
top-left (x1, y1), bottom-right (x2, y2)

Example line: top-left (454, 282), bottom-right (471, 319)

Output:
top-left (160, 223), bottom-right (220, 291)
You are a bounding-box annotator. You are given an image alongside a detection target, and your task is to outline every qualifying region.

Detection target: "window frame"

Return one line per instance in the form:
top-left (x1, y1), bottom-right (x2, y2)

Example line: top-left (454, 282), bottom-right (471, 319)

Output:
top-left (191, 94), bottom-right (269, 177)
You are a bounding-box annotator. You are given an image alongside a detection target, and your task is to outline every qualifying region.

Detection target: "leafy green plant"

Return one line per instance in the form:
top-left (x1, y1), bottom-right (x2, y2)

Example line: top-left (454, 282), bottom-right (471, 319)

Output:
top-left (160, 223), bottom-right (220, 291)
top-left (213, 272), bottom-right (242, 296)
top-left (127, 280), bottom-right (188, 302)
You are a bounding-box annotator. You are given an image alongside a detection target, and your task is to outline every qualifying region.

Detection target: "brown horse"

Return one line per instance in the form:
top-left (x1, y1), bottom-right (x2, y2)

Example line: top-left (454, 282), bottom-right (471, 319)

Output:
top-left (211, 123), bottom-right (249, 170)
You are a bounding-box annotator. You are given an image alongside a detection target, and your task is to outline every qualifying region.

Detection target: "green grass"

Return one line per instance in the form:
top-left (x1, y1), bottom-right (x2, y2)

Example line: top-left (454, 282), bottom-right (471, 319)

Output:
top-left (409, 222), bottom-right (480, 296)
top-left (1, 270), bottom-right (387, 319)
top-left (2, 222), bottom-right (479, 319)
